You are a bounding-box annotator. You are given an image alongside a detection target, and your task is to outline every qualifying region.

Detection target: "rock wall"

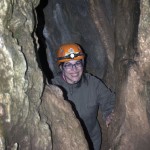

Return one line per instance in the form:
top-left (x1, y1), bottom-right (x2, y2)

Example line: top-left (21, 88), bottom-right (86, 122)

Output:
top-left (0, 0), bottom-right (150, 150)
top-left (0, 0), bottom-right (87, 149)
top-left (110, 0), bottom-right (150, 149)
top-left (40, 85), bottom-right (88, 150)
top-left (0, 0), bottom-right (51, 149)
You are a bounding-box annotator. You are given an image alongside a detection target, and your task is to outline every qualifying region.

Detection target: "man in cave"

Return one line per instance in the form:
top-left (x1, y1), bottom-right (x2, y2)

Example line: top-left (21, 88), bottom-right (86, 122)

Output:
top-left (51, 43), bottom-right (115, 150)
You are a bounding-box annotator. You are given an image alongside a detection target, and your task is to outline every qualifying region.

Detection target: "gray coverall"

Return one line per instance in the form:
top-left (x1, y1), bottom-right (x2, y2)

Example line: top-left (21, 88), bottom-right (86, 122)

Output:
top-left (52, 73), bottom-right (115, 150)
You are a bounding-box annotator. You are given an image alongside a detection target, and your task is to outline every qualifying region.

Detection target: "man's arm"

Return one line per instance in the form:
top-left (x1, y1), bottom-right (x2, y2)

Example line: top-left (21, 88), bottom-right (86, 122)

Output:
top-left (96, 80), bottom-right (116, 126)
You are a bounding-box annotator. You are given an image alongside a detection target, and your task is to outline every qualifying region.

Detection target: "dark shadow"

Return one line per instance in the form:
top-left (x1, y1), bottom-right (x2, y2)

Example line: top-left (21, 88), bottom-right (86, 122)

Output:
top-left (36, 0), bottom-right (53, 84)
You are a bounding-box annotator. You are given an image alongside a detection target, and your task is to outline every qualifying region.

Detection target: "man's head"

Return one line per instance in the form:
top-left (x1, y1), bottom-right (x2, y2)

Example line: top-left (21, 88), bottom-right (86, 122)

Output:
top-left (56, 43), bottom-right (85, 84)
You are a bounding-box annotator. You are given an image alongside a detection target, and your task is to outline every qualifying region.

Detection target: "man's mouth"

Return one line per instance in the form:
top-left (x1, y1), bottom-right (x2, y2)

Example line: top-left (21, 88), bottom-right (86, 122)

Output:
top-left (71, 73), bottom-right (78, 77)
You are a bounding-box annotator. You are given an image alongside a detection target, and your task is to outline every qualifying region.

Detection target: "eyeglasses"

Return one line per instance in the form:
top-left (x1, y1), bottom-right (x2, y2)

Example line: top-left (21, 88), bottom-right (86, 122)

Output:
top-left (63, 61), bottom-right (83, 70)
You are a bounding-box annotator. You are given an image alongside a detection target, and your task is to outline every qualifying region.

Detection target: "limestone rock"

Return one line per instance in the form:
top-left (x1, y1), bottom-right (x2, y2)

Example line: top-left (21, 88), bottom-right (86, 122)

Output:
top-left (0, 0), bottom-right (51, 149)
top-left (41, 85), bottom-right (89, 150)
top-left (109, 0), bottom-right (150, 149)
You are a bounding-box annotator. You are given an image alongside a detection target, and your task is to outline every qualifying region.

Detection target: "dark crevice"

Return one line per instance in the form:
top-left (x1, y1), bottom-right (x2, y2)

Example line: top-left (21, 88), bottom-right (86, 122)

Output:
top-left (36, 0), bottom-right (53, 83)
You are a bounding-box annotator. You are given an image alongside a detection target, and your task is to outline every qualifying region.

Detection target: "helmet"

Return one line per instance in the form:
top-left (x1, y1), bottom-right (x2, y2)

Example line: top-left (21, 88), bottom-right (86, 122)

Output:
top-left (56, 43), bottom-right (85, 65)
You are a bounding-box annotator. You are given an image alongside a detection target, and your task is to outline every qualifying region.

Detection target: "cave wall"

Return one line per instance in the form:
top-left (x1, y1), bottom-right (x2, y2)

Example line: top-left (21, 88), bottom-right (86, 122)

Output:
top-left (0, 0), bottom-right (51, 149)
top-left (0, 0), bottom-right (150, 150)
top-left (110, 0), bottom-right (150, 149)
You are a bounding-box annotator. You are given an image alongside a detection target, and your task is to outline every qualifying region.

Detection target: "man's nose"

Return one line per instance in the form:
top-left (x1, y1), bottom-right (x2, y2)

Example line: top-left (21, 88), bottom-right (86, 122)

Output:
top-left (72, 64), bottom-right (77, 71)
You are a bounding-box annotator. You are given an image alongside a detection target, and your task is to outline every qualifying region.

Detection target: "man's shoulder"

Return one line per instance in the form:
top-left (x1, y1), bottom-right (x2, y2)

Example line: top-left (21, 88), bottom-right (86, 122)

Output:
top-left (83, 72), bottom-right (102, 86)
top-left (84, 72), bottom-right (100, 81)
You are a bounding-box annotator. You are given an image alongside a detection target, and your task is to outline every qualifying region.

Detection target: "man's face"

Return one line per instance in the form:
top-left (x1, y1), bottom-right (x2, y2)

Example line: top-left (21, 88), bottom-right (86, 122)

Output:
top-left (61, 60), bottom-right (84, 84)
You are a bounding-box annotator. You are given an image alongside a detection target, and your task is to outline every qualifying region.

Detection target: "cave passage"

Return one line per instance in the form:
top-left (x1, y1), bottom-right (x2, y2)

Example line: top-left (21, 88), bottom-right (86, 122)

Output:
top-left (0, 0), bottom-right (150, 149)
top-left (36, 0), bottom-right (115, 149)
top-left (35, 0), bottom-right (150, 150)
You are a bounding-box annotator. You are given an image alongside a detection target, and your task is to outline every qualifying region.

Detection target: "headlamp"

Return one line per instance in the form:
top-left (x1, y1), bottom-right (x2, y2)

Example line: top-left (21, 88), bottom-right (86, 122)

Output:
top-left (70, 53), bottom-right (75, 58)
top-left (57, 52), bottom-right (84, 60)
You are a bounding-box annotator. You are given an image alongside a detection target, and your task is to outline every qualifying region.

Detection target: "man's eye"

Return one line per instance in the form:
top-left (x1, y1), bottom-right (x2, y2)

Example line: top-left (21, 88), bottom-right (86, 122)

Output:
top-left (64, 63), bottom-right (72, 67)
top-left (76, 61), bottom-right (82, 65)
top-left (76, 61), bottom-right (81, 64)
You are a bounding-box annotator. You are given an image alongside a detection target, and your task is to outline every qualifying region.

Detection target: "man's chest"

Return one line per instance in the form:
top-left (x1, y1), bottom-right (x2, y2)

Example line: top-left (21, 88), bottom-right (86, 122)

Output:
top-left (66, 86), bottom-right (98, 119)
